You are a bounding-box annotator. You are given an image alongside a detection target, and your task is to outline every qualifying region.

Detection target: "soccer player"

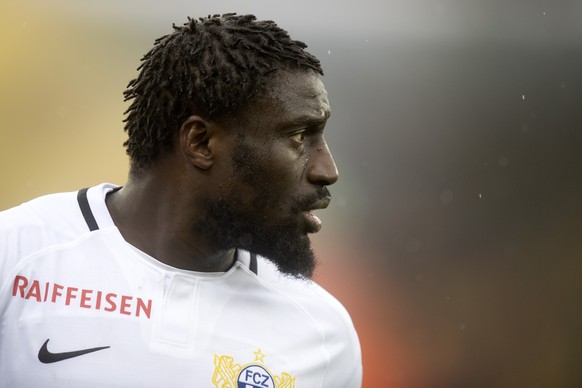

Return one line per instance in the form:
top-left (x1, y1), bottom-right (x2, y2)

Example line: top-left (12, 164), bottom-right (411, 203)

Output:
top-left (0, 14), bottom-right (362, 387)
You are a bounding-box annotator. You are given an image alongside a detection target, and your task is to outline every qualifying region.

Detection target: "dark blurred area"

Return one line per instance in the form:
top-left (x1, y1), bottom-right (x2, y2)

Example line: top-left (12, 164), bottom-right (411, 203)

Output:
top-left (315, 18), bottom-right (582, 388)
top-left (2, 1), bottom-right (581, 386)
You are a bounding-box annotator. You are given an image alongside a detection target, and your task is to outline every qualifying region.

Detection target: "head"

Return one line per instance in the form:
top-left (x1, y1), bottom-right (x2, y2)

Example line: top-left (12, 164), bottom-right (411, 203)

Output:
top-left (123, 13), bottom-right (322, 173)
top-left (123, 14), bottom-right (338, 278)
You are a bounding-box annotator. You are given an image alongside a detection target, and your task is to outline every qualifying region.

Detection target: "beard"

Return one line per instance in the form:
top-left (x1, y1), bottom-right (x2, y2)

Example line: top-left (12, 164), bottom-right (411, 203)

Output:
top-left (197, 196), bottom-right (317, 279)
top-left (193, 136), bottom-right (327, 279)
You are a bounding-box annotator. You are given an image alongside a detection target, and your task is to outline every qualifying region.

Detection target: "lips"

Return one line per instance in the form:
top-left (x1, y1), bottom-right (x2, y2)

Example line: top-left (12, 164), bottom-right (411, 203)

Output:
top-left (303, 197), bottom-right (331, 234)
top-left (303, 210), bottom-right (322, 233)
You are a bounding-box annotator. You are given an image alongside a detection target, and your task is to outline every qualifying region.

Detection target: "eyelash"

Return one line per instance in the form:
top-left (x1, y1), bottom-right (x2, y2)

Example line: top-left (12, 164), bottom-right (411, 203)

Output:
top-left (290, 131), bottom-right (307, 144)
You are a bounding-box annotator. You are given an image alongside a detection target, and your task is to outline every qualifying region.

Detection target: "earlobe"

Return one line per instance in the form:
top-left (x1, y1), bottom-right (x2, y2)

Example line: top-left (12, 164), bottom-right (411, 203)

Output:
top-left (180, 115), bottom-right (214, 170)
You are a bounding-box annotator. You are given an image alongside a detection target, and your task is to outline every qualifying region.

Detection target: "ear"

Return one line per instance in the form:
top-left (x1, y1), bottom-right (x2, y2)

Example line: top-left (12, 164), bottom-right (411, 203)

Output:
top-left (179, 115), bottom-right (215, 170)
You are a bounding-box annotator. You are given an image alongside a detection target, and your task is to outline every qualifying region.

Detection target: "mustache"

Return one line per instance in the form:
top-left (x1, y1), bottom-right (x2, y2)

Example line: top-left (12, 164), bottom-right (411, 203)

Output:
top-left (293, 187), bottom-right (332, 211)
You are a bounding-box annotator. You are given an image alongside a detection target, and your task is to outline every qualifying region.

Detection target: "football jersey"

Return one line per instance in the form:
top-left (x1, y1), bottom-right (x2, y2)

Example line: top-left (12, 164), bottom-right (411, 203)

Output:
top-left (0, 184), bottom-right (362, 387)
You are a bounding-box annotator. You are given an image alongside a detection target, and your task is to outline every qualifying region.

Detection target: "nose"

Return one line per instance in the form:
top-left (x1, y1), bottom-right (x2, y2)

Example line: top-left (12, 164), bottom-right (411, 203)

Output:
top-left (307, 141), bottom-right (339, 186)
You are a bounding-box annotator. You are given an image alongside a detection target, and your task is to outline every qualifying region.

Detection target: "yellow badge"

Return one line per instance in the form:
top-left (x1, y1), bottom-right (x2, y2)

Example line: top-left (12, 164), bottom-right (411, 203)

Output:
top-left (212, 348), bottom-right (295, 388)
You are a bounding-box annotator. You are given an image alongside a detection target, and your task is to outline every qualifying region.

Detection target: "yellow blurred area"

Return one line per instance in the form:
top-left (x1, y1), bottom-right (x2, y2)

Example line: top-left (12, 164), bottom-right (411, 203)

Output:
top-left (1, 3), bottom-right (132, 208)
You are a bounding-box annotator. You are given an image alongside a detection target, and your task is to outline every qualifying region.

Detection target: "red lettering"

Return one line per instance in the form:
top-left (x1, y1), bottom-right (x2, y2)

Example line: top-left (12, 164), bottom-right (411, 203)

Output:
top-left (11, 277), bottom-right (151, 319)
top-left (44, 282), bottom-right (50, 302)
top-left (119, 295), bottom-right (132, 315)
top-left (65, 287), bottom-right (78, 306)
top-left (136, 298), bottom-right (152, 319)
top-left (96, 291), bottom-right (103, 310)
top-left (104, 293), bottom-right (117, 312)
top-left (51, 283), bottom-right (64, 302)
top-left (12, 275), bottom-right (28, 297)
top-left (25, 280), bottom-right (42, 302)
top-left (80, 289), bottom-right (92, 308)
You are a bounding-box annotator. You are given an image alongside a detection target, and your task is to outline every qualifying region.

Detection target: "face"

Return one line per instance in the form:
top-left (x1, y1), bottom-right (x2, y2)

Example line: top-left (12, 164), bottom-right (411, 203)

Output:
top-left (196, 69), bottom-right (339, 278)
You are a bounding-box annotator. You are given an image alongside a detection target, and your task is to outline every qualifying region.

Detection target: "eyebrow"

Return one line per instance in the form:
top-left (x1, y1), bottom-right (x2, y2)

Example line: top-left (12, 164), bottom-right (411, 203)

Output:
top-left (289, 112), bottom-right (330, 127)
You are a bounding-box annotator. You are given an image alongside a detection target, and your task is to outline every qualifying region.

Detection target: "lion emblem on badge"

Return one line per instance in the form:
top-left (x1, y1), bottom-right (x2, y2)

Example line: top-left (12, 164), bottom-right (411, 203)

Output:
top-left (212, 349), bottom-right (295, 388)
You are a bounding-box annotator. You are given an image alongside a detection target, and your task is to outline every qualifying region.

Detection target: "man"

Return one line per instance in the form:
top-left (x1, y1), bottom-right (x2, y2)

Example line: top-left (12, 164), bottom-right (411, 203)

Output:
top-left (0, 14), bottom-right (362, 387)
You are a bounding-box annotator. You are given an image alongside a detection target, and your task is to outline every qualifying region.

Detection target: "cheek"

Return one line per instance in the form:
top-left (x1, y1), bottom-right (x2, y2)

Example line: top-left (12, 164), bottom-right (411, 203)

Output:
top-left (275, 143), bottom-right (309, 177)
top-left (267, 152), bottom-right (307, 193)
top-left (233, 141), bottom-right (307, 209)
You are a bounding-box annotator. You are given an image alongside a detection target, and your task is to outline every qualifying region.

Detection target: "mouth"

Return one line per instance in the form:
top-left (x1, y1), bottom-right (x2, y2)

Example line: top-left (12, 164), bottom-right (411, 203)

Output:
top-left (302, 197), bottom-right (331, 234)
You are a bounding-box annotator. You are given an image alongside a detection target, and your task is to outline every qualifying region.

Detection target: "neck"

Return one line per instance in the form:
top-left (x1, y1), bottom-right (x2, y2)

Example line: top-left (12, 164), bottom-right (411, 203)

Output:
top-left (106, 173), bottom-right (235, 272)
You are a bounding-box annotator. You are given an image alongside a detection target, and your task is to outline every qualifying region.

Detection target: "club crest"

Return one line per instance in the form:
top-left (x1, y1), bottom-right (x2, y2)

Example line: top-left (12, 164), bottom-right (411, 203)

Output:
top-left (212, 349), bottom-right (295, 388)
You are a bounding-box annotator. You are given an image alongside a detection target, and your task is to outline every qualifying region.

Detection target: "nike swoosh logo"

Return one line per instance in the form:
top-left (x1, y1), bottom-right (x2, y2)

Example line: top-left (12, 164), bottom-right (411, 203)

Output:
top-left (38, 339), bottom-right (110, 363)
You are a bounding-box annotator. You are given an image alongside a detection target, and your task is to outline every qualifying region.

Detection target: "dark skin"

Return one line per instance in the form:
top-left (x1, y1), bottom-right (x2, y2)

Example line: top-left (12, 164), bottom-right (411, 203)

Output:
top-left (106, 69), bottom-right (338, 273)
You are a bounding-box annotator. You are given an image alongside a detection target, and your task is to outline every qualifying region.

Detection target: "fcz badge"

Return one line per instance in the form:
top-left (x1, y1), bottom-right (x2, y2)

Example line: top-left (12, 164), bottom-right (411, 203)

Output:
top-left (212, 348), bottom-right (295, 388)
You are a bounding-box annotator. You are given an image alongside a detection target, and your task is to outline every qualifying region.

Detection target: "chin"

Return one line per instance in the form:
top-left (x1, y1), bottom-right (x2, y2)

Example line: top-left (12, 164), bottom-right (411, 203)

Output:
top-left (259, 233), bottom-right (316, 279)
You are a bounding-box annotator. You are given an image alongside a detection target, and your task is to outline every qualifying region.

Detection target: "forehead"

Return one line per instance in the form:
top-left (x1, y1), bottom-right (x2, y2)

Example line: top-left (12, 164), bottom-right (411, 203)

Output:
top-left (262, 70), bottom-right (330, 124)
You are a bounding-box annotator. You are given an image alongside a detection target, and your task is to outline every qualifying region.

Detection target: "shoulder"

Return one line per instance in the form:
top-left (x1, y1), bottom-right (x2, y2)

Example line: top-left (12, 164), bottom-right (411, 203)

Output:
top-left (1, 190), bottom-right (79, 228)
top-left (0, 189), bottom-right (89, 241)
top-left (0, 184), bottom-right (114, 286)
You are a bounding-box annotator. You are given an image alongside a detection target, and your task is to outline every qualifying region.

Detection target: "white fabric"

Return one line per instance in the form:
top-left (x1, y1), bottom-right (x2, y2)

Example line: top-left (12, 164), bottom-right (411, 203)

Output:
top-left (0, 184), bottom-right (362, 387)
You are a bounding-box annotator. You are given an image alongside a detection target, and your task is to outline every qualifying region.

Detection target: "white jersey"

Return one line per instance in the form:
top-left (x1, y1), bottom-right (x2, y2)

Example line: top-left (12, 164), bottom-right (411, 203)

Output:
top-left (0, 184), bottom-right (362, 387)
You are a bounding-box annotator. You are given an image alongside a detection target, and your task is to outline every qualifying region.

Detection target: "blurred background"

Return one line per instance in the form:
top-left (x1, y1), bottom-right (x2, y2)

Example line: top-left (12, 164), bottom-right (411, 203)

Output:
top-left (1, 0), bottom-right (581, 386)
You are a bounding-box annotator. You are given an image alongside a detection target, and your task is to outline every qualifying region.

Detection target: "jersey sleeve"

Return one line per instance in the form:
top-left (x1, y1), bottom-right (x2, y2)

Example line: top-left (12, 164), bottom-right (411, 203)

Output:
top-left (311, 284), bottom-right (363, 387)
top-left (0, 191), bottom-right (86, 289)
top-left (0, 204), bottom-right (48, 288)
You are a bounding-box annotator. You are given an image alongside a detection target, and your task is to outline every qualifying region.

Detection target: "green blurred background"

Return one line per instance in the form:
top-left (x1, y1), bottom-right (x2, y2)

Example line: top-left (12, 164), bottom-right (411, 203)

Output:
top-left (2, 1), bottom-right (582, 386)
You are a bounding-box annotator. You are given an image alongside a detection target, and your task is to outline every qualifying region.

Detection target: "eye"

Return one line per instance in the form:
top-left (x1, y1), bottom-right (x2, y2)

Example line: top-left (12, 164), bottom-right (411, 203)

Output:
top-left (290, 131), bottom-right (306, 144)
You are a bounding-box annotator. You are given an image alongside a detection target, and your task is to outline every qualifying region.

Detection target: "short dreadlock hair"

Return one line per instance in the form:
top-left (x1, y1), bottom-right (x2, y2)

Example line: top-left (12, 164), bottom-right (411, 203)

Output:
top-left (123, 13), bottom-right (323, 174)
